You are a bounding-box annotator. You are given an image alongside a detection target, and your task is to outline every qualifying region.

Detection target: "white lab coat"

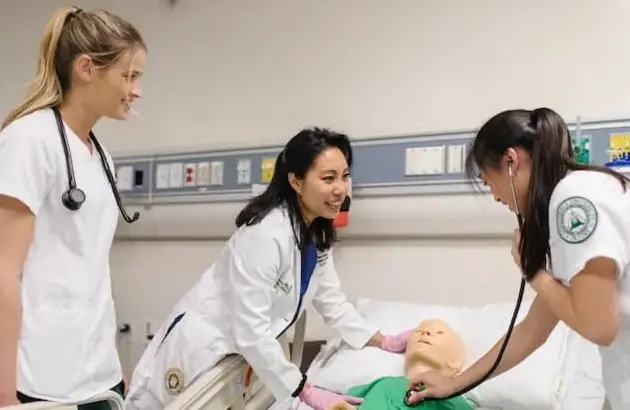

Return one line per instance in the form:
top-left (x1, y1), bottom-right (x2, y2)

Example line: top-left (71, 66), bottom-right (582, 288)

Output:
top-left (548, 170), bottom-right (630, 410)
top-left (125, 205), bottom-right (379, 409)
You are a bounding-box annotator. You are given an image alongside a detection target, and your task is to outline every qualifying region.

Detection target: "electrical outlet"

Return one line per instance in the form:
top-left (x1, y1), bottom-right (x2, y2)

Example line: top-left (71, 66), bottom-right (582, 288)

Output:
top-left (184, 163), bottom-right (197, 187)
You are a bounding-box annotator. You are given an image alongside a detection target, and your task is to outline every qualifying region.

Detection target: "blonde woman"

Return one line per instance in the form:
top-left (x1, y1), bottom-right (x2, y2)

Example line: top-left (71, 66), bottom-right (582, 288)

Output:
top-left (0, 6), bottom-right (146, 409)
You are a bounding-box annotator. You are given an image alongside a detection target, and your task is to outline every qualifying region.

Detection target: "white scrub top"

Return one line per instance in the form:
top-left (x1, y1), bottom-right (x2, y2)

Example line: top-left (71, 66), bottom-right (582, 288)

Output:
top-left (125, 205), bottom-right (378, 409)
top-left (548, 170), bottom-right (630, 410)
top-left (0, 109), bottom-right (122, 402)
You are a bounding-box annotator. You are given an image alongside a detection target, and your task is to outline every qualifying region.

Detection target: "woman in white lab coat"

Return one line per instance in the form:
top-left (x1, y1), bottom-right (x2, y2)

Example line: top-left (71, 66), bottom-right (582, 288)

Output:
top-left (0, 6), bottom-right (146, 409)
top-left (406, 108), bottom-right (630, 410)
top-left (125, 128), bottom-right (410, 410)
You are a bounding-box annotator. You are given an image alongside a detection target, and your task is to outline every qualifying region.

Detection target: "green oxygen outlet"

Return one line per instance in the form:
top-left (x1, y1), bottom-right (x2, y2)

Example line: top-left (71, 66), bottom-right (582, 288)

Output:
top-left (572, 134), bottom-right (591, 165)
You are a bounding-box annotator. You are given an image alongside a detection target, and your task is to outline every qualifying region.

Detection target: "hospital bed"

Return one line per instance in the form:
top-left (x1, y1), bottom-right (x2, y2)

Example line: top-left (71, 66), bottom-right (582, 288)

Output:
top-left (157, 297), bottom-right (609, 410)
top-left (296, 298), bottom-right (609, 410)
top-left (4, 391), bottom-right (125, 409)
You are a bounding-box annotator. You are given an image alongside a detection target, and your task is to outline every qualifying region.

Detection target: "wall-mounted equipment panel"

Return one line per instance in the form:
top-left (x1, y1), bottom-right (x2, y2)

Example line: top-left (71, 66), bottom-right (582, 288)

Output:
top-left (113, 117), bottom-right (630, 205)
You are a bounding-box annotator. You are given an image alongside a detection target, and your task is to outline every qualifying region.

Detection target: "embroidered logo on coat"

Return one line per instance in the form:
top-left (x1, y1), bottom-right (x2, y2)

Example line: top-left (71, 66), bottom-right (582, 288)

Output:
top-left (556, 196), bottom-right (598, 244)
top-left (164, 367), bottom-right (185, 396)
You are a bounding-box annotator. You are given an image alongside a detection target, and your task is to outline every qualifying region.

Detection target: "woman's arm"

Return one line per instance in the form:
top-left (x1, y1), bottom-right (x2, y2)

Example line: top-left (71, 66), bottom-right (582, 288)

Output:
top-left (543, 182), bottom-right (628, 347)
top-left (228, 226), bottom-right (305, 403)
top-left (450, 295), bottom-right (558, 389)
top-left (0, 197), bottom-right (35, 399)
top-left (531, 260), bottom-right (619, 346)
top-left (310, 250), bottom-right (380, 349)
top-left (0, 128), bottom-right (52, 402)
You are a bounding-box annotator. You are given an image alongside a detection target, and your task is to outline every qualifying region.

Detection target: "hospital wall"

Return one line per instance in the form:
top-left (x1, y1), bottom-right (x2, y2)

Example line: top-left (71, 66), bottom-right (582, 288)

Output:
top-left (2, 0), bottom-right (630, 377)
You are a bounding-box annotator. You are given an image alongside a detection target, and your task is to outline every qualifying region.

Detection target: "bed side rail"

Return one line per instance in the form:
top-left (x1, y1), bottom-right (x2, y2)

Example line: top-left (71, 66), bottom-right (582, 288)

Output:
top-left (165, 311), bottom-right (308, 410)
top-left (3, 390), bottom-right (124, 410)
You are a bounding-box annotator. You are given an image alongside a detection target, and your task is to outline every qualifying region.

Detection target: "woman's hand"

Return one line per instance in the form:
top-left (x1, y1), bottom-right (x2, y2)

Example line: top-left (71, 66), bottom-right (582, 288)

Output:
top-left (405, 371), bottom-right (459, 404)
top-left (511, 229), bottom-right (522, 269)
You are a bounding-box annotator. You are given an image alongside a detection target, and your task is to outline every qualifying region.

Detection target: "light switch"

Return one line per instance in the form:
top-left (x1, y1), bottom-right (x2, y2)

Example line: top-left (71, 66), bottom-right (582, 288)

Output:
top-left (237, 158), bottom-right (252, 185)
top-left (116, 166), bottom-right (133, 191)
top-left (155, 164), bottom-right (170, 189)
top-left (169, 163), bottom-right (183, 188)
top-left (405, 145), bottom-right (445, 176)
top-left (447, 144), bottom-right (466, 174)
top-left (210, 161), bottom-right (224, 186)
top-left (197, 162), bottom-right (210, 186)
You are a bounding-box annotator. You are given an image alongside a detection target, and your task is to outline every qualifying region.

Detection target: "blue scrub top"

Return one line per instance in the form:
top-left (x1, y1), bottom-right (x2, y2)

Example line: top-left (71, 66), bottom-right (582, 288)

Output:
top-left (300, 242), bottom-right (317, 298)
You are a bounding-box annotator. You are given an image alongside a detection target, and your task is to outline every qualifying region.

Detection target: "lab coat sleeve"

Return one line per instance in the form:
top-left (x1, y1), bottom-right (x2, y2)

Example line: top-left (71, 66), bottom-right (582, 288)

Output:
top-left (311, 249), bottom-right (380, 349)
top-left (0, 123), bottom-right (53, 215)
top-left (549, 175), bottom-right (630, 284)
top-left (227, 225), bottom-right (303, 403)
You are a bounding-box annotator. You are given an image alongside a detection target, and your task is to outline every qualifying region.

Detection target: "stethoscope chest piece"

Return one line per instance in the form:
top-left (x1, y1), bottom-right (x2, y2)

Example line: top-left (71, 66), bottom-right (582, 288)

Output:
top-left (404, 385), bottom-right (423, 407)
top-left (62, 187), bottom-right (86, 211)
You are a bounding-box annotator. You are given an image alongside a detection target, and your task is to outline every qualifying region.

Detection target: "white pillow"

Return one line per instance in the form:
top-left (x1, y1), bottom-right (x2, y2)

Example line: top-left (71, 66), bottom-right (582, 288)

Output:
top-left (309, 298), bottom-right (575, 410)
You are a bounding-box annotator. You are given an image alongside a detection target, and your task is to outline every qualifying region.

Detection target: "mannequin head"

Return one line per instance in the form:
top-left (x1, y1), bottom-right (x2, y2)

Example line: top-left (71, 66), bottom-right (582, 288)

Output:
top-left (404, 319), bottom-right (465, 380)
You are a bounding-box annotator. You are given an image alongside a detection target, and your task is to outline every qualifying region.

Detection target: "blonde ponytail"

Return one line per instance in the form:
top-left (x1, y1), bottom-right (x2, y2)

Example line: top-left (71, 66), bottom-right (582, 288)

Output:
top-left (1, 7), bottom-right (75, 130)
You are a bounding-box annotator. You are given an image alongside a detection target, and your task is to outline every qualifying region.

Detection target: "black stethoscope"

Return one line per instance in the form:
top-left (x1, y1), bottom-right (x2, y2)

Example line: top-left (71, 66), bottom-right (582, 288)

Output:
top-left (405, 160), bottom-right (526, 405)
top-left (53, 107), bottom-right (139, 223)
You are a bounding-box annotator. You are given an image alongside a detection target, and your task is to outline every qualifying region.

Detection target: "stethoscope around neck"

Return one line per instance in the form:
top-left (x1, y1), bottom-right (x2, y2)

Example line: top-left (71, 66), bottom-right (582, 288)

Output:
top-left (53, 107), bottom-right (139, 224)
top-left (406, 159), bottom-right (526, 405)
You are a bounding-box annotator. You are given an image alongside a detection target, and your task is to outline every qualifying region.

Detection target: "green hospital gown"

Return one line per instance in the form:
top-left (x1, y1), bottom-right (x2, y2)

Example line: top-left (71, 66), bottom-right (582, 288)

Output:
top-left (346, 376), bottom-right (475, 410)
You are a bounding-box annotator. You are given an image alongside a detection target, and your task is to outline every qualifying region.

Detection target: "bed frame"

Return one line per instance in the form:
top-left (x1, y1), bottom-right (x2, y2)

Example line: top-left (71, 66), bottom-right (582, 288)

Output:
top-left (4, 390), bottom-right (125, 409)
top-left (163, 310), bottom-right (308, 410)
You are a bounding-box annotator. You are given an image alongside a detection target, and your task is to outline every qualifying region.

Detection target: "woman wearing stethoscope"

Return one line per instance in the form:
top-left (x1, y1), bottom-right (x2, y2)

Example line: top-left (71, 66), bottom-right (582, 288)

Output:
top-left (406, 108), bottom-right (630, 409)
top-left (125, 128), bottom-right (412, 410)
top-left (0, 6), bottom-right (146, 408)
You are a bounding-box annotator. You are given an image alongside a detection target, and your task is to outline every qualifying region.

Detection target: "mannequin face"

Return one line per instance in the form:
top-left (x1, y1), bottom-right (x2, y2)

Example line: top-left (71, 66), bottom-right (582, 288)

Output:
top-left (404, 319), bottom-right (465, 379)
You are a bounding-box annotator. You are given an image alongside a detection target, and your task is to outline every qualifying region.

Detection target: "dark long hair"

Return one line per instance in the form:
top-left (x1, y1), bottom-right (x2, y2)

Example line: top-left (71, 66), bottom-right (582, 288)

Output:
top-left (235, 127), bottom-right (353, 251)
top-left (465, 107), bottom-right (629, 280)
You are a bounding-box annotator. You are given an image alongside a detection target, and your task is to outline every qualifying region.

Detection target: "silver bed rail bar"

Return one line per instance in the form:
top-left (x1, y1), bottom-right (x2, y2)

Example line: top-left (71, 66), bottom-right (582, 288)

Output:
top-left (2, 390), bottom-right (124, 410)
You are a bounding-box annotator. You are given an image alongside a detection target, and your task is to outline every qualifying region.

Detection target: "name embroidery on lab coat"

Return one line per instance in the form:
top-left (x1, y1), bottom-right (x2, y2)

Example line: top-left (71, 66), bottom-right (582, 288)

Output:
top-left (316, 252), bottom-right (328, 266)
top-left (274, 277), bottom-right (292, 294)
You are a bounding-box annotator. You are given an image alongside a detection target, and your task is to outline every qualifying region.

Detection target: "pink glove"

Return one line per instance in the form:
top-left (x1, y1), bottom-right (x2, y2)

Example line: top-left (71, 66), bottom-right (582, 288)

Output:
top-left (380, 329), bottom-right (414, 353)
top-left (299, 385), bottom-right (363, 410)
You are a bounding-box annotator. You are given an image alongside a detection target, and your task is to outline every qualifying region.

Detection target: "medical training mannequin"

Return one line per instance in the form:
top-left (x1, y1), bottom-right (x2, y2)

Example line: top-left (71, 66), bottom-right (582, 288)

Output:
top-left (406, 108), bottom-right (630, 410)
top-left (125, 128), bottom-right (412, 410)
top-left (331, 319), bottom-right (475, 410)
top-left (0, 6), bottom-right (145, 408)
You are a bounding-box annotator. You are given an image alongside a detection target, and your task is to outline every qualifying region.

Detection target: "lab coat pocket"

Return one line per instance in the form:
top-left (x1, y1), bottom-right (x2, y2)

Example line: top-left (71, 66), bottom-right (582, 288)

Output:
top-left (21, 307), bottom-right (90, 394)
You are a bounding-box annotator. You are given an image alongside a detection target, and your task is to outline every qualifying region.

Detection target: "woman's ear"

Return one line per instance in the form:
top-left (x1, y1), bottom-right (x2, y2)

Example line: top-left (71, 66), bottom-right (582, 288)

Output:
top-left (504, 148), bottom-right (519, 176)
top-left (288, 173), bottom-right (302, 193)
top-left (74, 54), bottom-right (94, 83)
